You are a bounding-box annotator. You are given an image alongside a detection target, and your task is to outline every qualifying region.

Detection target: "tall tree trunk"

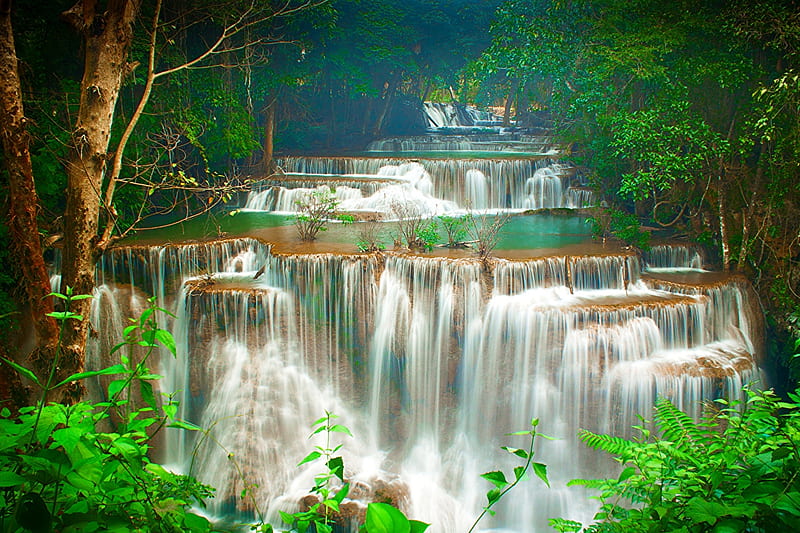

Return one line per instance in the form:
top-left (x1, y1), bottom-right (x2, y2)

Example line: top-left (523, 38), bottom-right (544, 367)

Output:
top-left (717, 175), bottom-right (731, 271)
top-left (59, 0), bottom-right (141, 401)
top-left (373, 76), bottom-right (397, 137)
top-left (503, 78), bottom-right (519, 126)
top-left (262, 98), bottom-right (276, 175)
top-left (0, 0), bottom-right (59, 384)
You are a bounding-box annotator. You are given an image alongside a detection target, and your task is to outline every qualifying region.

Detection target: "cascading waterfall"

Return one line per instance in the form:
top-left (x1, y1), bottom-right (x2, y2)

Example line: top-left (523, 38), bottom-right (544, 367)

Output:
top-left (268, 157), bottom-right (592, 210)
top-left (645, 244), bottom-right (706, 270)
top-left (366, 134), bottom-right (558, 154)
top-left (83, 237), bottom-right (762, 532)
top-left (80, 116), bottom-right (764, 532)
top-left (423, 102), bottom-right (502, 128)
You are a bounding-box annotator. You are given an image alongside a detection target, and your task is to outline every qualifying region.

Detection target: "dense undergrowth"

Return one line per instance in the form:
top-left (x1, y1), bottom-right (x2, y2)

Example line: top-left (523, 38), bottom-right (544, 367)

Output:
top-left (553, 390), bottom-right (800, 533)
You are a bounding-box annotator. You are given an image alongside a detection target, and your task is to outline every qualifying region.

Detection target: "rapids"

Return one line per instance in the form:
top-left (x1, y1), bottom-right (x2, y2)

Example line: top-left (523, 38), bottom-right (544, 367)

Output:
top-left (86, 123), bottom-right (764, 532)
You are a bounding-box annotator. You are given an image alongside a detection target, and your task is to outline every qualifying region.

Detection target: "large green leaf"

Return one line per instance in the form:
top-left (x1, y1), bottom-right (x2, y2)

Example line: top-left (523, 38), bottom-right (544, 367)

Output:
top-left (364, 502), bottom-right (410, 533)
top-left (2, 358), bottom-right (40, 386)
top-left (480, 470), bottom-right (508, 489)
top-left (53, 364), bottom-right (128, 389)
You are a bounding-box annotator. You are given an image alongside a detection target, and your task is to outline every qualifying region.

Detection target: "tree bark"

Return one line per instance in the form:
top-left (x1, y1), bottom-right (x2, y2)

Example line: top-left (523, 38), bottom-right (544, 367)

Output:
top-left (717, 175), bottom-right (730, 272)
top-left (373, 76), bottom-right (398, 137)
top-left (0, 0), bottom-right (59, 382)
top-left (59, 0), bottom-right (141, 401)
top-left (503, 78), bottom-right (519, 126)
top-left (262, 98), bottom-right (276, 175)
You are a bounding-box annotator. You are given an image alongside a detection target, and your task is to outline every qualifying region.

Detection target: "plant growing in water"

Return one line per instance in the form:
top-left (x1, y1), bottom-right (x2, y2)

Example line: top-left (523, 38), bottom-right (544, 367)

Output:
top-left (390, 201), bottom-right (440, 251)
top-left (295, 188), bottom-right (351, 241)
top-left (438, 215), bottom-right (470, 247)
top-left (464, 210), bottom-right (510, 266)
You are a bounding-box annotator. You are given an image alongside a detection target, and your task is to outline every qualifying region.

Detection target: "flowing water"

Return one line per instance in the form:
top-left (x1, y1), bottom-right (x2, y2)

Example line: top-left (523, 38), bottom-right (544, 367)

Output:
top-left (86, 126), bottom-right (764, 532)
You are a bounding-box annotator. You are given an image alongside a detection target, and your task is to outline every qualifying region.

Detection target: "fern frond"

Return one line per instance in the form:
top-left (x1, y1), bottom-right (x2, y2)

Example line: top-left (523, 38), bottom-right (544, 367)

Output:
top-left (579, 429), bottom-right (638, 458)
top-left (654, 397), bottom-right (705, 453)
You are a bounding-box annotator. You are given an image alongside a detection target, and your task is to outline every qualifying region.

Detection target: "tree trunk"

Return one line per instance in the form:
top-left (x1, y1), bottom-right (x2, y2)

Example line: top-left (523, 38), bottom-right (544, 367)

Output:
top-left (503, 78), bottom-right (519, 126)
top-left (0, 0), bottom-right (59, 385)
top-left (59, 0), bottom-right (141, 401)
top-left (262, 99), bottom-right (276, 175)
top-left (717, 176), bottom-right (730, 271)
top-left (373, 77), bottom-right (397, 137)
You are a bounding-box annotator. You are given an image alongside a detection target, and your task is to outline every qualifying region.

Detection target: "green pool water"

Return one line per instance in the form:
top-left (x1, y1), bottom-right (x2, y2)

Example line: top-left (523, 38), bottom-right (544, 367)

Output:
top-left (124, 210), bottom-right (595, 252)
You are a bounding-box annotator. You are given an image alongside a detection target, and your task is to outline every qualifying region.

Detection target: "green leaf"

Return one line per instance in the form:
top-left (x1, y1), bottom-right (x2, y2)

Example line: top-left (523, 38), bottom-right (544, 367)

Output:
top-left (618, 466), bottom-right (636, 482)
top-left (327, 456), bottom-right (345, 481)
top-left (111, 437), bottom-right (143, 471)
top-left (532, 462), bottom-right (549, 487)
top-left (0, 471), bottom-right (26, 487)
top-left (2, 358), bottom-right (40, 386)
top-left (365, 502), bottom-right (410, 533)
top-left (47, 311), bottom-right (83, 321)
top-left (169, 419), bottom-right (202, 431)
top-left (183, 512), bottom-right (211, 530)
top-left (501, 446), bottom-right (529, 459)
top-left (140, 380), bottom-right (157, 410)
top-left (409, 520), bottom-right (430, 533)
top-left (480, 470), bottom-right (508, 489)
top-left (53, 364), bottom-right (128, 389)
top-left (329, 424), bottom-right (353, 436)
top-left (108, 379), bottom-right (127, 399)
top-left (712, 519), bottom-right (746, 533)
top-left (52, 426), bottom-right (84, 454)
top-left (298, 451), bottom-right (322, 467)
top-left (155, 329), bottom-right (177, 356)
top-left (513, 465), bottom-right (527, 481)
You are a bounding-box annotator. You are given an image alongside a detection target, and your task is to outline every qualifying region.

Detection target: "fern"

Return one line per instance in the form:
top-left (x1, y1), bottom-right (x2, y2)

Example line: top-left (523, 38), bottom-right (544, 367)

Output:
top-left (579, 429), bottom-right (638, 459)
top-left (654, 398), bottom-right (705, 453)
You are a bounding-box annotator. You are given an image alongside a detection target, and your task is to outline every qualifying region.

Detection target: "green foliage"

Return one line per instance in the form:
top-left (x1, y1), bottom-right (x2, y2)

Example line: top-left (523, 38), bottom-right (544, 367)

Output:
top-left (562, 389), bottom-right (800, 532)
top-left (610, 101), bottom-right (728, 202)
top-left (391, 203), bottom-right (440, 252)
top-left (294, 188), bottom-right (342, 241)
top-left (438, 215), bottom-right (469, 247)
top-left (589, 208), bottom-right (650, 251)
top-left (414, 221), bottom-right (440, 252)
top-left (355, 220), bottom-right (387, 253)
top-left (468, 418), bottom-right (551, 532)
top-left (280, 411), bottom-right (352, 533)
top-left (362, 502), bottom-right (429, 533)
top-left (0, 290), bottom-right (213, 532)
top-left (282, 412), bottom-right (429, 533)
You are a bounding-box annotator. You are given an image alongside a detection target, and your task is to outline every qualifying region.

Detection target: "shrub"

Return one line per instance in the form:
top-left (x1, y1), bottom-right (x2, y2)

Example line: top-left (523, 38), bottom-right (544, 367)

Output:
top-left (553, 389), bottom-right (800, 532)
top-left (0, 290), bottom-right (214, 532)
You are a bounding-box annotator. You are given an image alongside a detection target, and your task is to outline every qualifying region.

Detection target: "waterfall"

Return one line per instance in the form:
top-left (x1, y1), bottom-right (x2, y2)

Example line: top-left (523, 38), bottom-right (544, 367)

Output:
top-left (79, 118), bottom-right (766, 532)
top-left (271, 157), bottom-right (586, 210)
top-left (423, 102), bottom-right (503, 128)
top-left (645, 244), bottom-right (706, 270)
top-left (85, 238), bottom-right (763, 532)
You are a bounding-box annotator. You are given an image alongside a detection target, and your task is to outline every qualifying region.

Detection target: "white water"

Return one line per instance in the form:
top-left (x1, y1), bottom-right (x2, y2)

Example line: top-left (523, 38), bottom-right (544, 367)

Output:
top-left (86, 240), bottom-right (762, 532)
top-left (82, 121), bottom-right (760, 532)
top-left (261, 158), bottom-right (593, 211)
